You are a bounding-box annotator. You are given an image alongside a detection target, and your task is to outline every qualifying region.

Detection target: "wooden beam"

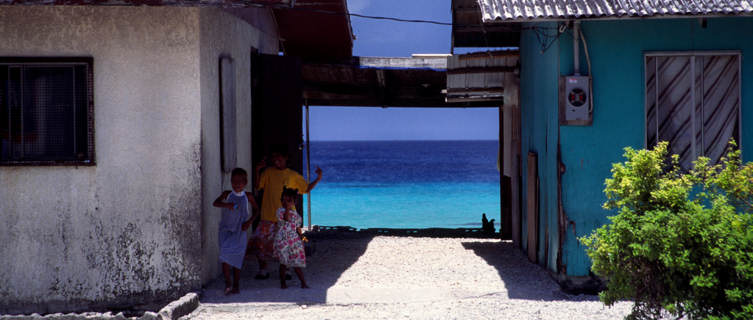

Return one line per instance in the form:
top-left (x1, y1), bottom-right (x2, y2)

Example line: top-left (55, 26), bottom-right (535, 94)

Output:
top-left (447, 66), bottom-right (517, 75)
top-left (358, 56), bottom-right (447, 70)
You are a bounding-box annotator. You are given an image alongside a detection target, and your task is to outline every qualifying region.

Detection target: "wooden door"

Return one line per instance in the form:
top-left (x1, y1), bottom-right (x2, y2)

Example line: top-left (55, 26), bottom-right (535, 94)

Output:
top-left (251, 53), bottom-right (304, 214)
top-left (251, 53), bottom-right (303, 173)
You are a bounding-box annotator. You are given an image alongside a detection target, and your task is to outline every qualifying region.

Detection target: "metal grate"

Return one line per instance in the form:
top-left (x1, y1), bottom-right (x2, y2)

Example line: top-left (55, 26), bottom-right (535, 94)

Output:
top-left (0, 58), bottom-right (94, 165)
top-left (645, 52), bottom-right (740, 169)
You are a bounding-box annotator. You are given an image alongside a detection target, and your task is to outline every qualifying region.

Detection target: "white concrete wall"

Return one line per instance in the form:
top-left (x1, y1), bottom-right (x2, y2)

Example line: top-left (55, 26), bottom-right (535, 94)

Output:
top-left (0, 6), bottom-right (205, 314)
top-left (198, 7), bottom-right (278, 284)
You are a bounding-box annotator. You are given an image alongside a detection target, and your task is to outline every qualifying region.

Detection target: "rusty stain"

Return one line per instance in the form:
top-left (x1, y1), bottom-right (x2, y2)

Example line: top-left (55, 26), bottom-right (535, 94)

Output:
top-left (556, 138), bottom-right (569, 275)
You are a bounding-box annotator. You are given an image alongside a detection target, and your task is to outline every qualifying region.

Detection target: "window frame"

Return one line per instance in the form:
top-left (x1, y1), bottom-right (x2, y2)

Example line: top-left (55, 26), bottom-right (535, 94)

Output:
top-left (643, 50), bottom-right (742, 164)
top-left (0, 57), bottom-right (95, 166)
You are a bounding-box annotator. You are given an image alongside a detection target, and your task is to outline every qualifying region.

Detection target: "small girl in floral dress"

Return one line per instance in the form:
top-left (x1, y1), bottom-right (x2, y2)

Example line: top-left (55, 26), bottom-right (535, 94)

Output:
top-left (274, 188), bottom-right (309, 289)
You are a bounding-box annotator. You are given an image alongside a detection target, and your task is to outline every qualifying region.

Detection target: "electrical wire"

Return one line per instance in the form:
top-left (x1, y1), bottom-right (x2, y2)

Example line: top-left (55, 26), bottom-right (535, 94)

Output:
top-left (578, 26), bottom-right (594, 114)
top-left (247, 0), bottom-right (565, 52)
top-left (248, 1), bottom-right (565, 29)
top-left (250, 2), bottom-right (453, 25)
top-left (533, 24), bottom-right (564, 53)
top-left (348, 12), bottom-right (452, 25)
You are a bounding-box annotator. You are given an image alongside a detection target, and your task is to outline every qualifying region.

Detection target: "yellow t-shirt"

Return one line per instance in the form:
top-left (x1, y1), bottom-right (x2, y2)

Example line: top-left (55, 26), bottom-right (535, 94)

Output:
top-left (257, 168), bottom-right (309, 222)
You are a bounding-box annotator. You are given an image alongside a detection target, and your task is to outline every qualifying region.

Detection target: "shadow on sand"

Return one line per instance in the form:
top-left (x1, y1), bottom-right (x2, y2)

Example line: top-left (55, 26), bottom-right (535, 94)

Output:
top-left (200, 232), bottom-right (374, 305)
top-left (461, 240), bottom-right (601, 301)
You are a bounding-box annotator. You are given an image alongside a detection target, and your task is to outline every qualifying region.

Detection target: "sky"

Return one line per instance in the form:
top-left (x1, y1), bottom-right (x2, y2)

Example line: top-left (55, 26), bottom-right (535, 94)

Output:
top-left (305, 0), bottom-right (499, 141)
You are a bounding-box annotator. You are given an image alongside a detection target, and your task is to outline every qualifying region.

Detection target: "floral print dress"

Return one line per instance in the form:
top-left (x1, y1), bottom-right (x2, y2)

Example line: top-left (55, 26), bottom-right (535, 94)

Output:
top-left (273, 208), bottom-right (306, 268)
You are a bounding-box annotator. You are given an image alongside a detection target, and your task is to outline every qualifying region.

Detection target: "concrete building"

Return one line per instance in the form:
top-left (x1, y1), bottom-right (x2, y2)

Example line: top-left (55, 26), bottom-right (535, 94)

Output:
top-left (0, 0), bottom-right (353, 314)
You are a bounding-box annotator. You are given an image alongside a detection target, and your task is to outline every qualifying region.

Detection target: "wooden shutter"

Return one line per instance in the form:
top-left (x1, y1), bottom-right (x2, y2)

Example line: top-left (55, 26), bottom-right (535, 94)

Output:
top-left (700, 55), bottom-right (740, 164)
top-left (645, 53), bottom-right (740, 168)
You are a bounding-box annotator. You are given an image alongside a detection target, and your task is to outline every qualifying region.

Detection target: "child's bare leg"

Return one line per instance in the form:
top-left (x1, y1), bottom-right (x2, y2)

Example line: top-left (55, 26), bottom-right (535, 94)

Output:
top-left (231, 267), bottom-right (240, 294)
top-left (259, 258), bottom-right (267, 270)
top-left (279, 264), bottom-right (288, 289)
top-left (255, 257), bottom-right (269, 279)
top-left (222, 263), bottom-right (233, 295)
top-left (294, 268), bottom-right (308, 288)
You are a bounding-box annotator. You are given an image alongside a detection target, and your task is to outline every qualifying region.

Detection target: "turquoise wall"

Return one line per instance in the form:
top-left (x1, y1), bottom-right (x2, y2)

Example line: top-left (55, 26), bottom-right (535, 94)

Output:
top-left (520, 21), bottom-right (561, 272)
top-left (520, 17), bottom-right (753, 276)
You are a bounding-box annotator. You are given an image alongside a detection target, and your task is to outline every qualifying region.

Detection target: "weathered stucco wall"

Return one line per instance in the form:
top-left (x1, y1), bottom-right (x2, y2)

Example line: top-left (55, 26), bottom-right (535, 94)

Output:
top-left (0, 6), bottom-right (203, 313)
top-left (198, 8), bottom-right (278, 284)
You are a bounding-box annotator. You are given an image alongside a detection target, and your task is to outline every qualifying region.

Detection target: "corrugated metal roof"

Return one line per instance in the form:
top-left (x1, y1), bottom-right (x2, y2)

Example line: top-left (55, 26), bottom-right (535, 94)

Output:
top-left (477, 0), bottom-right (753, 22)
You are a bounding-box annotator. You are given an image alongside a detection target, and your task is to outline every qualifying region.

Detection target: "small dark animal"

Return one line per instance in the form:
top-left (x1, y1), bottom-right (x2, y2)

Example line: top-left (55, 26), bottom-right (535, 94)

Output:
top-left (482, 213), bottom-right (495, 234)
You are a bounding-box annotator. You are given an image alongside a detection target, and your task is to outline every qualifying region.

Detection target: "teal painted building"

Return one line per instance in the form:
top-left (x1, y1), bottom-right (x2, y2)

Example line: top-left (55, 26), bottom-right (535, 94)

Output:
top-left (521, 17), bottom-right (753, 278)
top-left (459, 0), bottom-right (753, 281)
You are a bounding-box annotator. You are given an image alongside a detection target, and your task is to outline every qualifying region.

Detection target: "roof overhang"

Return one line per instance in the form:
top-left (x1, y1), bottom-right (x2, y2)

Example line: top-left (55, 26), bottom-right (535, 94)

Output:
top-left (0, 0), bottom-right (291, 7)
top-left (1, 0), bottom-right (354, 61)
top-left (274, 0), bottom-right (354, 61)
top-left (302, 55), bottom-right (498, 108)
top-left (452, 0), bottom-right (520, 48)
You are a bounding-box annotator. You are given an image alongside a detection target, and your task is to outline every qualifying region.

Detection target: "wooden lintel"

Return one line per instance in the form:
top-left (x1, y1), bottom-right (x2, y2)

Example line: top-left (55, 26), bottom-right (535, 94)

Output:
top-left (446, 87), bottom-right (505, 93)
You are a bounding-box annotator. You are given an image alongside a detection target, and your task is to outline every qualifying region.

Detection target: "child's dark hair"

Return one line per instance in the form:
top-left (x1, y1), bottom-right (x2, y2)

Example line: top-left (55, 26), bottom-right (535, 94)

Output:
top-left (231, 167), bottom-right (247, 178)
top-left (270, 144), bottom-right (289, 158)
top-left (280, 187), bottom-right (298, 201)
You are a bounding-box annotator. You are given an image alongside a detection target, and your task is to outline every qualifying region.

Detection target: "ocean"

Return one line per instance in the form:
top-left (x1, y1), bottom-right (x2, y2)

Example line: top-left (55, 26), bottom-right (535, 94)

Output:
top-left (302, 140), bottom-right (501, 229)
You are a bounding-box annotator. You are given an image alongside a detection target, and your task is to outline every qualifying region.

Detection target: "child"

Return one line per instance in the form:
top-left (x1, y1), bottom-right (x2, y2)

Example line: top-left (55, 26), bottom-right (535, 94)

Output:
top-left (253, 150), bottom-right (322, 279)
top-left (274, 188), bottom-right (309, 289)
top-left (212, 168), bottom-right (259, 295)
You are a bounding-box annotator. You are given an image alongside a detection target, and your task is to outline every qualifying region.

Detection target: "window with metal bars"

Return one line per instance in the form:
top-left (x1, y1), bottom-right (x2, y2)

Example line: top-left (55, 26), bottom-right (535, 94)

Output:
top-left (0, 58), bottom-right (94, 165)
top-left (645, 52), bottom-right (741, 170)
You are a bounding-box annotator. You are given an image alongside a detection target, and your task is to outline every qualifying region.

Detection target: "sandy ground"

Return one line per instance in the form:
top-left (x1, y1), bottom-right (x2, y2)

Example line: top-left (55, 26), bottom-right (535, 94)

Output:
top-left (183, 236), bottom-right (631, 320)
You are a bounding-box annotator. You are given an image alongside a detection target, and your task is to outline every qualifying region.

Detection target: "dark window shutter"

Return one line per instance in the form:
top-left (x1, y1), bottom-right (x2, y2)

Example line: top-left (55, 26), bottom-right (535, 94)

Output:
top-left (0, 58), bottom-right (94, 165)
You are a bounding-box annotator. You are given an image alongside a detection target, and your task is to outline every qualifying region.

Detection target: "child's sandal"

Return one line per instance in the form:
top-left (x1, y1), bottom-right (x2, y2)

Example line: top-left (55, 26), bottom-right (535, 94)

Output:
top-left (224, 287), bottom-right (233, 295)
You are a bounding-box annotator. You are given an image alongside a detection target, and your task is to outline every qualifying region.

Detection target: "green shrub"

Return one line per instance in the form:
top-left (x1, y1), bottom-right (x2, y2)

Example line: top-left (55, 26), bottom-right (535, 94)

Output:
top-left (580, 141), bottom-right (753, 320)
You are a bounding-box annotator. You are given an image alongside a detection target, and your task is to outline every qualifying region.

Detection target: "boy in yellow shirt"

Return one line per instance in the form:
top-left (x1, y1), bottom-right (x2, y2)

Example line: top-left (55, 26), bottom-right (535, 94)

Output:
top-left (252, 151), bottom-right (322, 279)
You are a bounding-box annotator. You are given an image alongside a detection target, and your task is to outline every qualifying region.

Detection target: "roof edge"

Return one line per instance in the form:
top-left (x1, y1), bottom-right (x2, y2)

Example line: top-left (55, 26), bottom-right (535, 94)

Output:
top-left (481, 12), bottom-right (753, 24)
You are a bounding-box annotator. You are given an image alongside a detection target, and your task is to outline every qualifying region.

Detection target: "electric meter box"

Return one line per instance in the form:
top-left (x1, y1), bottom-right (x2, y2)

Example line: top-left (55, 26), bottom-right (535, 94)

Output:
top-left (560, 75), bottom-right (592, 125)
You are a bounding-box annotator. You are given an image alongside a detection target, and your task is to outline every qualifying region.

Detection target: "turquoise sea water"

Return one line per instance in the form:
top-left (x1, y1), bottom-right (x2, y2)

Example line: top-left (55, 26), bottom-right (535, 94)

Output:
top-left (302, 141), bottom-right (501, 229)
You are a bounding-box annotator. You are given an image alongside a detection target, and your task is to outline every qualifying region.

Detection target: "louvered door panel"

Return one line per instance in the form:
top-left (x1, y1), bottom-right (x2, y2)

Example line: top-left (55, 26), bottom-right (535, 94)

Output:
top-left (701, 55), bottom-right (740, 164)
top-left (645, 53), bottom-right (740, 169)
top-left (647, 55), bottom-right (695, 169)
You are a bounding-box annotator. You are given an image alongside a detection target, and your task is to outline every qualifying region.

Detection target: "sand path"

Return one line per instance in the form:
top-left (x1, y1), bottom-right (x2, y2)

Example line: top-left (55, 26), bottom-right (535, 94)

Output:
top-left (183, 236), bottom-right (630, 320)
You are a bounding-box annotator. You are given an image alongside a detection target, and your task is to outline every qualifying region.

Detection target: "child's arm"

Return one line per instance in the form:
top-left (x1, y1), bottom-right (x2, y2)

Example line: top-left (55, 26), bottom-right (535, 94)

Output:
top-left (305, 167), bottom-right (323, 193)
top-left (212, 191), bottom-right (234, 209)
top-left (242, 211), bottom-right (259, 231)
top-left (245, 192), bottom-right (259, 211)
top-left (283, 207), bottom-right (293, 222)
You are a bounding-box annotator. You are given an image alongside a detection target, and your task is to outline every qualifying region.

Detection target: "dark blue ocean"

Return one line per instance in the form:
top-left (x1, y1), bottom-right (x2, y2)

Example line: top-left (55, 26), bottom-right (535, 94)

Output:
top-left (302, 140), bottom-right (500, 229)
